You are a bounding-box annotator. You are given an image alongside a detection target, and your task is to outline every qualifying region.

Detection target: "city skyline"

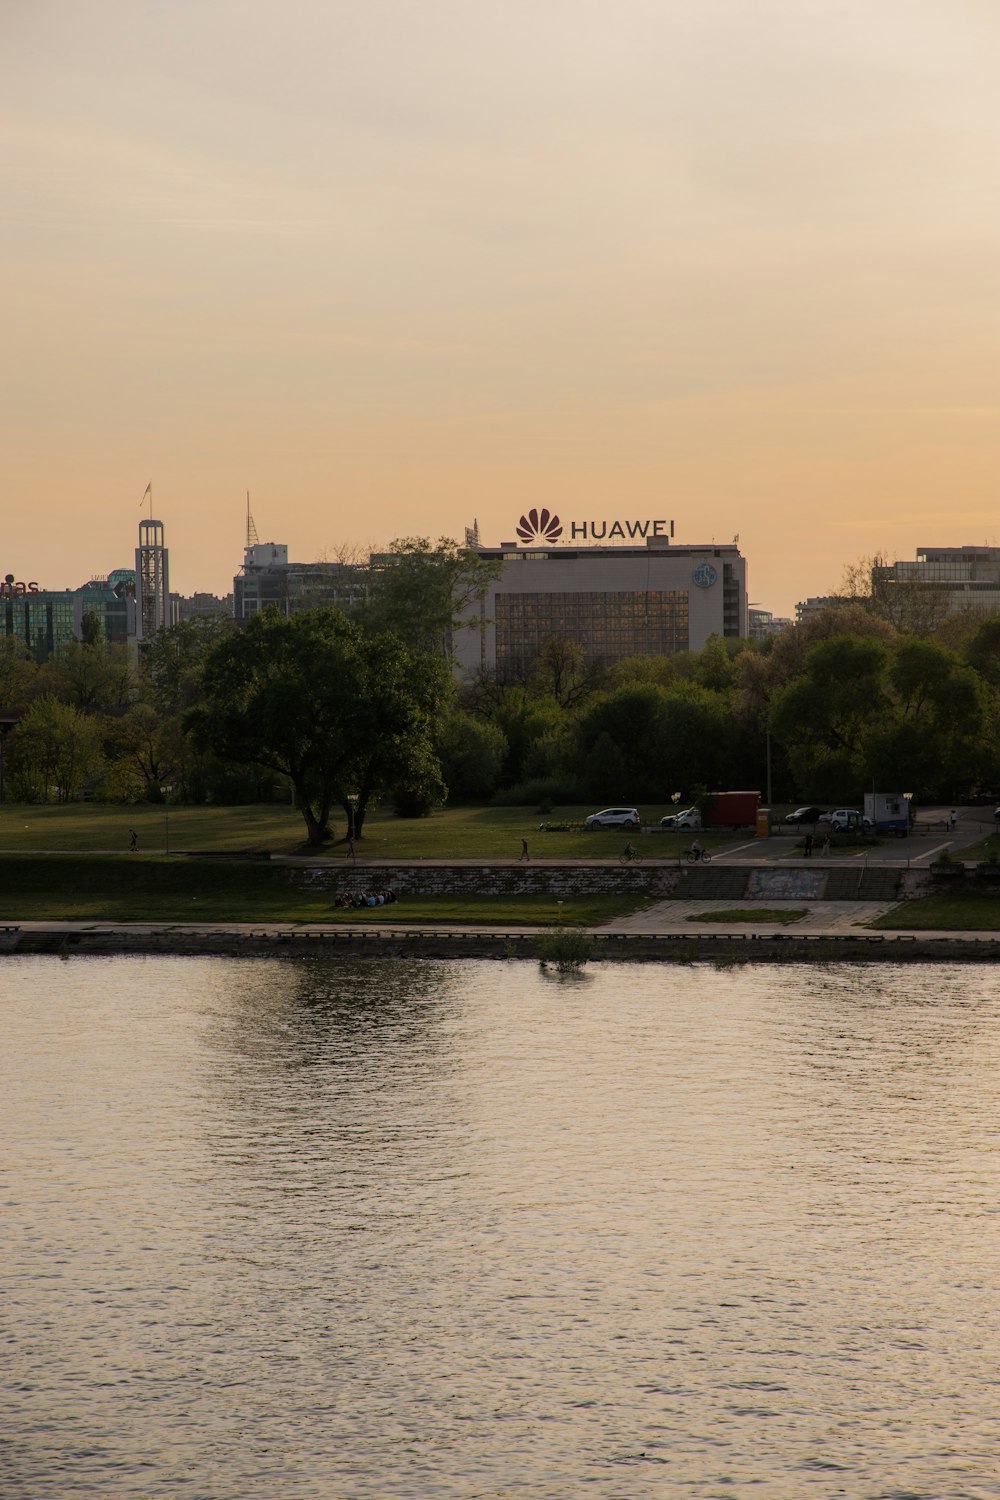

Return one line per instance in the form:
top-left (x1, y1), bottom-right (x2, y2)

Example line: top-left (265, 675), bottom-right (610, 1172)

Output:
top-left (4, 1), bottom-right (999, 614)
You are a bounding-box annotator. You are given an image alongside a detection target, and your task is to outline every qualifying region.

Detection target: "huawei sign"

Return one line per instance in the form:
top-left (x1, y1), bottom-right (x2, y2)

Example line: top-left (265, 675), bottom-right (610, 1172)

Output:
top-left (515, 507), bottom-right (563, 544)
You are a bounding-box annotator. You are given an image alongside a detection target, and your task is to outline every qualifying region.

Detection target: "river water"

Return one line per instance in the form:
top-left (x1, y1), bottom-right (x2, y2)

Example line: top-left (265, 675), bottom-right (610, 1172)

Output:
top-left (4, 956), bottom-right (999, 1499)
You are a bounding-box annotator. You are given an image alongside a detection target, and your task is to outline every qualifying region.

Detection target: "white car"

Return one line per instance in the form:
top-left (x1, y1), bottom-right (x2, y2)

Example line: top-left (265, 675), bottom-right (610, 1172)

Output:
top-left (660, 807), bottom-right (702, 830)
top-left (584, 807), bottom-right (640, 830)
top-left (822, 808), bottom-right (872, 831)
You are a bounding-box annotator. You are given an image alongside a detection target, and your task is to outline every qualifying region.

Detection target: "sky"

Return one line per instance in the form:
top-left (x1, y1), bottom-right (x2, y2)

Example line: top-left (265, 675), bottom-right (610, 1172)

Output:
top-left (2, 0), bottom-right (999, 614)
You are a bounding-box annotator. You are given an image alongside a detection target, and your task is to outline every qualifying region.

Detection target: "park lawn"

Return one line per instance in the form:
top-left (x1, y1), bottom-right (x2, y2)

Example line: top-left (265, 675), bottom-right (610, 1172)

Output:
top-left (0, 855), bottom-right (644, 926)
top-left (687, 908), bottom-right (809, 925)
top-left (0, 802), bottom-right (304, 854)
top-left (870, 890), bottom-right (1000, 931)
top-left (953, 834), bottom-right (1000, 863)
top-left (0, 801), bottom-right (736, 861)
top-left (323, 894), bottom-right (642, 927)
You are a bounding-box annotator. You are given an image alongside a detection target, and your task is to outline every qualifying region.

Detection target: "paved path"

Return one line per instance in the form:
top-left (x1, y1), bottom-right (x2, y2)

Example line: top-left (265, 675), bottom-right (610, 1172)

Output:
top-left (595, 899), bottom-right (899, 934)
top-left (5, 916), bottom-right (1000, 956)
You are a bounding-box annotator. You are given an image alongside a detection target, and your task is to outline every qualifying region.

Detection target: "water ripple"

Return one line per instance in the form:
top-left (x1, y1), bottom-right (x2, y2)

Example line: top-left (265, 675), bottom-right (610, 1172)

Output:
top-left (3, 957), bottom-right (1000, 1498)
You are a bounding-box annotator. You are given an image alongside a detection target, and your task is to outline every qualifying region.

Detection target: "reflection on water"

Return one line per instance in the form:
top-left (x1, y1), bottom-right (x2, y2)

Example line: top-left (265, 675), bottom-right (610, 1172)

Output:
top-left (4, 957), bottom-right (1000, 1498)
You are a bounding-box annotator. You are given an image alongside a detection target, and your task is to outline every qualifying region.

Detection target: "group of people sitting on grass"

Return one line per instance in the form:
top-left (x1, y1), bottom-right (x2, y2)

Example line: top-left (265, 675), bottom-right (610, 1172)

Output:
top-left (335, 889), bottom-right (398, 909)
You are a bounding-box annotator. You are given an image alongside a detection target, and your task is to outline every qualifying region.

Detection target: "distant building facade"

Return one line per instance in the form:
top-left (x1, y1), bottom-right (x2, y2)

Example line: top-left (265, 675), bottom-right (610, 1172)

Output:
top-left (453, 525), bottom-right (748, 678)
top-left (234, 542), bottom-right (366, 621)
top-left (873, 546), bottom-right (1000, 617)
top-left (794, 595), bottom-right (850, 624)
top-left (172, 591), bottom-right (234, 622)
top-left (748, 607), bottom-right (791, 641)
top-left (0, 569), bottom-right (136, 662)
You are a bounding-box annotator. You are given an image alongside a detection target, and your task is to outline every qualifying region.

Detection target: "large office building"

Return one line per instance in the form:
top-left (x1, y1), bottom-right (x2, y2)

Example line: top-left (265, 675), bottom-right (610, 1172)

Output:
top-left (873, 546), bottom-right (1000, 615)
top-left (234, 542), bottom-right (367, 620)
top-left (452, 514), bottom-right (748, 678)
top-left (0, 569), bottom-right (136, 662)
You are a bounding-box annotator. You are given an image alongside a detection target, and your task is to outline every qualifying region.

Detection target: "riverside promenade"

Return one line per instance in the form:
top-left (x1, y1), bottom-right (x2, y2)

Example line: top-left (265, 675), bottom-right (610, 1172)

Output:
top-left (4, 903), bottom-right (1000, 964)
top-left (2, 846), bottom-right (998, 962)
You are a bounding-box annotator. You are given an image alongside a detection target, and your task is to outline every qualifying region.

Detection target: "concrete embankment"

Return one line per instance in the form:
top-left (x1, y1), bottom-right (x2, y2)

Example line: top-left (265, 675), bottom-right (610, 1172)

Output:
top-left (4, 924), bottom-right (1000, 964)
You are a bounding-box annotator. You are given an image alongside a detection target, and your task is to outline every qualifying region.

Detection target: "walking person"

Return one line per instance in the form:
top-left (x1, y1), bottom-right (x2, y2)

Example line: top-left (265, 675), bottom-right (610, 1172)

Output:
top-left (804, 831), bottom-right (813, 857)
top-left (129, 828), bottom-right (138, 852)
top-left (519, 838), bottom-right (530, 861)
top-left (821, 831), bottom-right (831, 857)
top-left (949, 808), bottom-right (958, 833)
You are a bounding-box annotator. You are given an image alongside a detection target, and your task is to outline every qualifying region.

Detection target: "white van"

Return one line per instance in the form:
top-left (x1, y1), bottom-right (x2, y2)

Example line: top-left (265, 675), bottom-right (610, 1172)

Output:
top-left (660, 807), bottom-right (702, 830)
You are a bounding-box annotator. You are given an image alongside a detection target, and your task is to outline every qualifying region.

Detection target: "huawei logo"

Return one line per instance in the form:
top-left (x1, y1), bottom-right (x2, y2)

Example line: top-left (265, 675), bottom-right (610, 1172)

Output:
top-left (515, 507), bottom-right (562, 544)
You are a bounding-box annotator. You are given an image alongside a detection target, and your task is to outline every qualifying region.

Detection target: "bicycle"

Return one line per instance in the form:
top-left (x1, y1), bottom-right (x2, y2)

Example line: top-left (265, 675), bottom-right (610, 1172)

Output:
top-left (618, 848), bottom-right (643, 865)
top-left (685, 846), bottom-right (711, 863)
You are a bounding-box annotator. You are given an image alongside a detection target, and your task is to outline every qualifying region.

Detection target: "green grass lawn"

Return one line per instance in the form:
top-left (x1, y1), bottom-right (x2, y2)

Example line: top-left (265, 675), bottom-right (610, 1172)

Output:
top-left (0, 801), bottom-right (740, 860)
top-left (687, 907), bottom-right (809, 925)
top-left (0, 854), bottom-right (645, 926)
top-left (951, 834), bottom-right (1000, 862)
top-left (870, 890), bottom-right (1000, 931)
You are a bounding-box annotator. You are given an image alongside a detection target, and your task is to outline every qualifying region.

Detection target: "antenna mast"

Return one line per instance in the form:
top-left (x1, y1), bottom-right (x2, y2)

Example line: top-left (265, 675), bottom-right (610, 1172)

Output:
top-left (246, 491), bottom-right (259, 550)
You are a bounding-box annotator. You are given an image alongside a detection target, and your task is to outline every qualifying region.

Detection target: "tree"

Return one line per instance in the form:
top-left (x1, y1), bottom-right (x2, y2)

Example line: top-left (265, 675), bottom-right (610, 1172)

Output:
top-left (0, 637), bottom-right (39, 711)
top-left (187, 608), bottom-right (447, 846)
top-left (573, 683), bottom-right (669, 801)
top-left (870, 639), bottom-right (987, 797)
top-left (530, 636), bottom-right (605, 709)
top-left (362, 537), bottom-right (501, 658)
top-left (840, 552), bottom-right (952, 637)
top-left (41, 640), bottom-right (135, 712)
top-left (769, 635), bottom-right (889, 800)
top-left (80, 611), bottom-right (104, 647)
top-left (111, 703), bottom-right (186, 802)
top-left (435, 707), bottom-right (508, 800)
top-left (7, 696), bottom-right (106, 802)
top-left (964, 617), bottom-right (1000, 688)
top-left (139, 615), bottom-right (238, 713)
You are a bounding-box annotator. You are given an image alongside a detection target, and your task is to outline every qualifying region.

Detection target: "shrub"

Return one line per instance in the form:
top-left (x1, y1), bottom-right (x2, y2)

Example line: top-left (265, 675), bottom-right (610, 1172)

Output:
top-left (535, 927), bottom-right (593, 971)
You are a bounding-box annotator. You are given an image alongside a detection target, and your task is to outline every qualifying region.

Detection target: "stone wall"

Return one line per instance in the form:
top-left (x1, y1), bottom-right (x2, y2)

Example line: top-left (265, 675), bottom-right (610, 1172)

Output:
top-left (291, 863), bottom-right (682, 897)
top-left (290, 861), bottom-right (909, 902)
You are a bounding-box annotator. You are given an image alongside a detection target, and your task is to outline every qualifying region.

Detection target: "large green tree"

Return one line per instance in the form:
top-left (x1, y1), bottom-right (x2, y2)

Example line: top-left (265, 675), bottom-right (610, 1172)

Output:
top-left (362, 537), bottom-right (501, 658)
top-left (7, 696), bottom-right (106, 802)
top-left (187, 608), bottom-right (447, 846)
top-left (769, 635), bottom-right (889, 800)
top-left (40, 640), bottom-right (135, 713)
top-left (770, 632), bottom-right (987, 802)
top-left (139, 615), bottom-right (238, 713)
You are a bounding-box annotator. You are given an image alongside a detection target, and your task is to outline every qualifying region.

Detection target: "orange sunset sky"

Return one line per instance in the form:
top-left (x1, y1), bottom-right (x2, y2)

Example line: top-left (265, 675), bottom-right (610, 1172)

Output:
top-left (3, 0), bottom-right (999, 616)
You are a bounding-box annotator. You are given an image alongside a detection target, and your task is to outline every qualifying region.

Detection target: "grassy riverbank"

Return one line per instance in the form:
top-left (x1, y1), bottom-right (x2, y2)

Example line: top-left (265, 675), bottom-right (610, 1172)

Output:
top-left (870, 889), bottom-right (1000, 931)
top-left (688, 908), bottom-right (809, 925)
top-left (0, 854), bottom-right (642, 926)
top-left (0, 801), bottom-right (732, 860)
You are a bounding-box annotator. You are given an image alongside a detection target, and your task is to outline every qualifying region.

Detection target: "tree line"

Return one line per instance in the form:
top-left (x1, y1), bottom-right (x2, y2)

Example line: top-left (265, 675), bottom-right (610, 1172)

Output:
top-left (3, 539), bottom-right (1000, 845)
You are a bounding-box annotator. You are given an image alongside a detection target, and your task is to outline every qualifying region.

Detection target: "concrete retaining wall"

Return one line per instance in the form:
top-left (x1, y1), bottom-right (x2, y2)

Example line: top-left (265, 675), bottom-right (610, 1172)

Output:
top-left (290, 861), bottom-right (907, 902)
top-left (293, 863), bottom-right (682, 897)
top-left (5, 925), bottom-right (1000, 964)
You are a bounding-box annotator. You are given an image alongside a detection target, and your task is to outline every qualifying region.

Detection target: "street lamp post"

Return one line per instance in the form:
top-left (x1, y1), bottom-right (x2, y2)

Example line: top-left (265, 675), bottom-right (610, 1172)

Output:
top-left (347, 793), bottom-right (358, 861)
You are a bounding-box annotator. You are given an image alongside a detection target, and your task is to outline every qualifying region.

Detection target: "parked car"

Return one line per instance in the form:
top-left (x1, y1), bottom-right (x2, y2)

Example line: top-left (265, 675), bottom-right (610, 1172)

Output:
top-left (584, 807), bottom-right (640, 830)
top-left (660, 807), bottom-right (702, 830)
top-left (821, 808), bottom-right (872, 831)
top-left (785, 806), bottom-right (825, 824)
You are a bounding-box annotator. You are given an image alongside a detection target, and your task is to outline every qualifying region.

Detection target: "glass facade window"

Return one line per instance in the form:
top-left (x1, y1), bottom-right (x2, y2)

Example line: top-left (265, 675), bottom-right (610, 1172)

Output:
top-left (495, 589), bottom-right (689, 669)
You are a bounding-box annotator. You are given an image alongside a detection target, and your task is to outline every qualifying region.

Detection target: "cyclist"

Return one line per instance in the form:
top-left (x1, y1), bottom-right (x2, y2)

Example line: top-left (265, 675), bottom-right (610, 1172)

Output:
top-left (689, 838), bottom-right (703, 861)
top-left (622, 839), bottom-right (636, 861)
